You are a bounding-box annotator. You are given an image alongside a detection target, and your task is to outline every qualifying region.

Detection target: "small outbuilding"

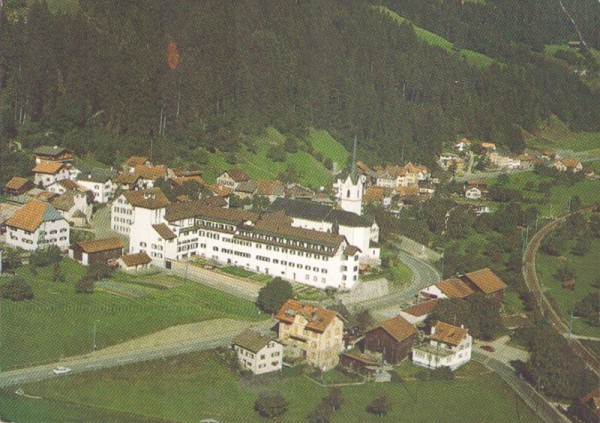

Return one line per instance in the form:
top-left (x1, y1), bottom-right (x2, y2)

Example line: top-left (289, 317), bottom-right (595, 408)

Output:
top-left (232, 329), bottom-right (283, 375)
top-left (117, 252), bottom-right (152, 272)
top-left (70, 238), bottom-right (125, 266)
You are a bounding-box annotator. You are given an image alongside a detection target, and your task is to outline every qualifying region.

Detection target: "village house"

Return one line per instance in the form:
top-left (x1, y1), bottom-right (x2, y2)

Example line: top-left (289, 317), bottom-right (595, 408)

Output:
top-left (234, 180), bottom-right (259, 200)
top-left (412, 322), bottom-right (472, 371)
top-left (553, 158), bottom-right (583, 173)
top-left (32, 161), bottom-right (70, 188)
top-left (70, 238), bottom-right (125, 266)
top-left (216, 168), bottom-right (250, 190)
top-left (232, 329), bottom-right (283, 375)
top-left (50, 190), bottom-right (92, 226)
top-left (488, 151), bottom-right (521, 170)
top-left (3, 177), bottom-right (35, 196)
top-left (276, 300), bottom-right (345, 371)
top-left (454, 138), bottom-right (471, 152)
top-left (254, 179), bottom-right (286, 203)
top-left (113, 172), bottom-right (143, 191)
top-left (364, 315), bottom-right (417, 364)
top-left (5, 200), bottom-right (70, 251)
top-left (76, 168), bottom-right (118, 203)
top-left (285, 184), bottom-right (315, 200)
top-left (419, 268), bottom-right (507, 302)
top-left (437, 154), bottom-right (465, 172)
top-left (111, 188), bottom-right (171, 236)
top-left (465, 187), bottom-right (482, 200)
top-left (134, 164), bottom-right (170, 188)
top-left (33, 146), bottom-right (75, 165)
top-left (46, 179), bottom-right (85, 196)
top-left (363, 186), bottom-right (395, 208)
top-left (124, 156), bottom-right (152, 173)
top-left (117, 252), bottom-right (152, 272)
top-left (398, 300), bottom-right (440, 325)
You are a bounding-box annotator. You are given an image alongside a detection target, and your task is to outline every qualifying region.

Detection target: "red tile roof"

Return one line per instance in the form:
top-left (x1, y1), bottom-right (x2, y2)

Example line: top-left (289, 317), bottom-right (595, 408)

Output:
top-left (435, 278), bottom-right (474, 298)
top-left (75, 237), bottom-right (124, 253)
top-left (402, 299), bottom-right (439, 317)
top-left (276, 300), bottom-right (342, 333)
top-left (123, 188), bottom-right (170, 209)
top-left (120, 252), bottom-right (152, 267)
top-left (4, 177), bottom-right (31, 191)
top-left (461, 268), bottom-right (507, 294)
top-left (5, 201), bottom-right (59, 232)
top-left (125, 156), bottom-right (149, 167)
top-left (227, 168), bottom-right (250, 182)
top-left (369, 315), bottom-right (416, 342)
top-left (32, 161), bottom-right (65, 174)
top-left (134, 165), bottom-right (167, 181)
top-left (152, 223), bottom-right (177, 240)
top-left (430, 321), bottom-right (469, 346)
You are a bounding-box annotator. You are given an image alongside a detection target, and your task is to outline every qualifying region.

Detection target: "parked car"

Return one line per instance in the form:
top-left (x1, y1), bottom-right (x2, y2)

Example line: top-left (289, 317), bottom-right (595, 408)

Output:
top-left (480, 345), bottom-right (495, 352)
top-left (52, 366), bottom-right (72, 375)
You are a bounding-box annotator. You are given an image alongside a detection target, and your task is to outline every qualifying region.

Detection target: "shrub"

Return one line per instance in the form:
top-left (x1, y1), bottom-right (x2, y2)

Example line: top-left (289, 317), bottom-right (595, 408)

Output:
top-left (366, 395), bottom-right (391, 417)
top-left (86, 262), bottom-right (114, 281)
top-left (29, 245), bottom-right (62, 268)
top-left (308, 402), bottom-right (333, 423)
top-left (52, 262), bottom-right (64, 283)
top-left (1, 276), bottom-right (34, 301)
top-left (75, 276), bottom-right (95, 294)
top-left (254, 392), bottom-right (288, 419)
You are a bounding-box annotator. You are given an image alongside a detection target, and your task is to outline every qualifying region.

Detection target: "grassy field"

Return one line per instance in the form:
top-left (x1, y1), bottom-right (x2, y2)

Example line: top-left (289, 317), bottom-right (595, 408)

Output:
top-left (198, 127), bottom-right (340, 189)
top-left (372, 5), bottom-right (494, 67)
top-left (0, 260), bottom-right (262, 368)
top-left (13, 351), bottom-right (542, 423)
top-left (490, 170), bottom-right (600, 216)
top-left (536, 238), bottom-right (600, 337)
top-left (528, 115), bottom-right (600, 154)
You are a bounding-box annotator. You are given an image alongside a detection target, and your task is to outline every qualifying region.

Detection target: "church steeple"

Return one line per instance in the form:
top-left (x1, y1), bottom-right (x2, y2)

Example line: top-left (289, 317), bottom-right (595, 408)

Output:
top-left (350, 136), bottom-right (358, 184)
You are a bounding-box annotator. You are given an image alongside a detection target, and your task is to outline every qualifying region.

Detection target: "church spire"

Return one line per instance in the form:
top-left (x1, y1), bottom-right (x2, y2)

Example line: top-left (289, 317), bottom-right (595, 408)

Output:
top-left (350, 136), bottom-right (358, 184)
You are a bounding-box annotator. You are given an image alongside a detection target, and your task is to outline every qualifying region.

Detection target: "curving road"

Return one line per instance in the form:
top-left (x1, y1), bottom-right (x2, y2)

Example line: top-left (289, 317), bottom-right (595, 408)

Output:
top-left (521, 206), bottom-right (600, 376)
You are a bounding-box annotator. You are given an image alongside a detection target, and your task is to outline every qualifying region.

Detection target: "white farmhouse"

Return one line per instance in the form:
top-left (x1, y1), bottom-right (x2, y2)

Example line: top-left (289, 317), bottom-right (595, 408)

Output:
top-left (465, 187), bottom-right (482, 200)
top-left (216, 168), bottom-right (250, 190)
top-left (232, 330), bottom-right (283, 375)
top-left (32, 162), bottom-right (70, 188)
top-left (77, 168), bottom-right (118, 203)
top-left (412, 322), bottom-right (472, 371)
top-left (5, 201), bottom-right (70, 251)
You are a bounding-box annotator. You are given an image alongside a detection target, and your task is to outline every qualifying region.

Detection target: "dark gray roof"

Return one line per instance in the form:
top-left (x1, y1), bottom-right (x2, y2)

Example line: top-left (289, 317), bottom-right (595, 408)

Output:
top-left (33, 146), bottom-right (72, 156)
top-left (233, 329), bottom-right (277, 353)
top-left (78, 168), bottom-right (117, 183)
top-left (235, 180), bottom-right (258, 193)
top-left (269, 198), bottom-right (373, 228)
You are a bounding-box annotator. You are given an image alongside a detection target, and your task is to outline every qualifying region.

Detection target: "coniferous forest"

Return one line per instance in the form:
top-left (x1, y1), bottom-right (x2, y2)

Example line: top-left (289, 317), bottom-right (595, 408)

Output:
top-left (1, 0), bottom-right (599, 168)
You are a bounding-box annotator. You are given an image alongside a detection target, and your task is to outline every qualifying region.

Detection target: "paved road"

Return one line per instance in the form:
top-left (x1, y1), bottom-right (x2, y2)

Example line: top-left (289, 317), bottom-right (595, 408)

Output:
top-left (351, 250), bottom-right (440, 318)
top-left (522, 206), bottom-right (600, 376)
top-left (473, 352), bottom-right (569, 423)
top-left (0, 319), bottom-right (274, 388)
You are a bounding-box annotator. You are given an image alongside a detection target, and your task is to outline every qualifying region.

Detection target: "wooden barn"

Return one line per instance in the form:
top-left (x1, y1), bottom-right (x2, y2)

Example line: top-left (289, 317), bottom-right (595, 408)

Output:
top-left (71, 238), bottom-right (124, 266)
top-left (364, 315), bottom-right (417, 365)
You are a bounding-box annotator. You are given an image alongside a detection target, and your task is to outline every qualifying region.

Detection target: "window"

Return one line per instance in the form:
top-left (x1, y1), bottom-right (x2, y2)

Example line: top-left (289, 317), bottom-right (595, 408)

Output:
top-left (140, 242), bottom-right (147, 247)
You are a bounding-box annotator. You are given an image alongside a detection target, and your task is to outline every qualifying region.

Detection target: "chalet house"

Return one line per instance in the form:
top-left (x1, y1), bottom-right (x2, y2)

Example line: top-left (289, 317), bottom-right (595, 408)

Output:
top-left (33, 146), bottom-right (75, 165)
top-left (255, 179), bottom-right (285, 203)
top-left (399, 299), bottom-right (440, 325)
top-left (553, 158), bottom-right (583, 173)
top-left (276, 300), bottom-right (344, 371)
top-left (419, 278), bottom-right (474, 302)
top-left (124, 156), bottom-right (152, 173)
top-left (70, 237), bottom-right (125, 266)
top-left (134, 164), bottom-right (170, 188)
top-left (32, 162), bottom-right (70, 188)
top-left (364, 315), bottom-right (417, 364)
top-left (233, 180), bottom-right (258, 200)
top-left (5, 200), bottom-right (70, 251)
top-left (232, 329), bottom-right (283, 375)
top-left (111, 188), bottom-right (171, 235)
top-left (3, 177), bottom-right (34, 196)
top-left (285, 184), bottom-right (315, 200)
top-left (117, 252), bottom-right (152, 272)
top-left (216, 168), bottom-right (250, 190)
top-left (76, 168), bottom-right (118, 203)
top-left (46, 179), bottom-right (85, 196)
top-left (412, 322), bottom-right (472, 371)
top-left (114, 172), bottom-right (143, 191)
top-left (50, 190), bottom-right (92, 226)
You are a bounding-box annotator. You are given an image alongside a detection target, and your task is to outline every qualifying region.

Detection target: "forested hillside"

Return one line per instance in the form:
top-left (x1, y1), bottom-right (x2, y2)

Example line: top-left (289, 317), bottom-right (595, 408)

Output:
top-left (1, 0), bottom-right (599, 168)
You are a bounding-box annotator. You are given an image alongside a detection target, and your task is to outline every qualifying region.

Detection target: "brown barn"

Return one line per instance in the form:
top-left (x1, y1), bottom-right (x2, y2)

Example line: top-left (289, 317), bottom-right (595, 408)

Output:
top-left (339, 350), bottom-right (379, 376)
top-left (71, 238), bottom-right (124, 266)
top-left (459, 268), bottom-right (507, 302)
top-left (364, 315), bottom-right (417, 364)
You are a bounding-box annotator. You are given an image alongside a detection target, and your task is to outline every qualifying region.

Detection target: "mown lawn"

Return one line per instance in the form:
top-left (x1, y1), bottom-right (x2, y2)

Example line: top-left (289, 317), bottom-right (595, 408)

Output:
top-left (15, 351), bottom-right (542, 423)
top-left (308, 128), bottom-right (350, 169)
top-left (0, 260), bottom-right (262, 368)
top-left (536, 238), bottom-right (600, 337)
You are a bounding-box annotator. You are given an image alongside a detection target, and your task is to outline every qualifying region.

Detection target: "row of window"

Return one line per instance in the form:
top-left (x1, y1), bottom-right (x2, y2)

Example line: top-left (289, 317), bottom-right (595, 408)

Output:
top-left (113, 217), bottom-right (132, 224)
top-left (113, 207), bottom-right (132, 215)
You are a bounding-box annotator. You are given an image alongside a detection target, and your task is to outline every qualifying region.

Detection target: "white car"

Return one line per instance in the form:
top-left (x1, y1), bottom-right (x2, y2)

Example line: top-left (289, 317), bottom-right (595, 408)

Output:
top-left (52, 366), bottom-right (72, 375)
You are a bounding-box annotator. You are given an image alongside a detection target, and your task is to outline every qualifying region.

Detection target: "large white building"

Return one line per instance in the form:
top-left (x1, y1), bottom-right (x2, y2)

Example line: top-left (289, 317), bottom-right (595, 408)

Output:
top-left (127, 194), bottom-right (361, 290)
top-left (269, 198), bottom-right (380, 263)
top-left (110, 188), bottom-right (171, 235)
top-left (232, 330), bottom-right (283, 375)
top-left (412, 322), bottom-right (472, 371)
top-left (4, 200), bottom-right (70, 251)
